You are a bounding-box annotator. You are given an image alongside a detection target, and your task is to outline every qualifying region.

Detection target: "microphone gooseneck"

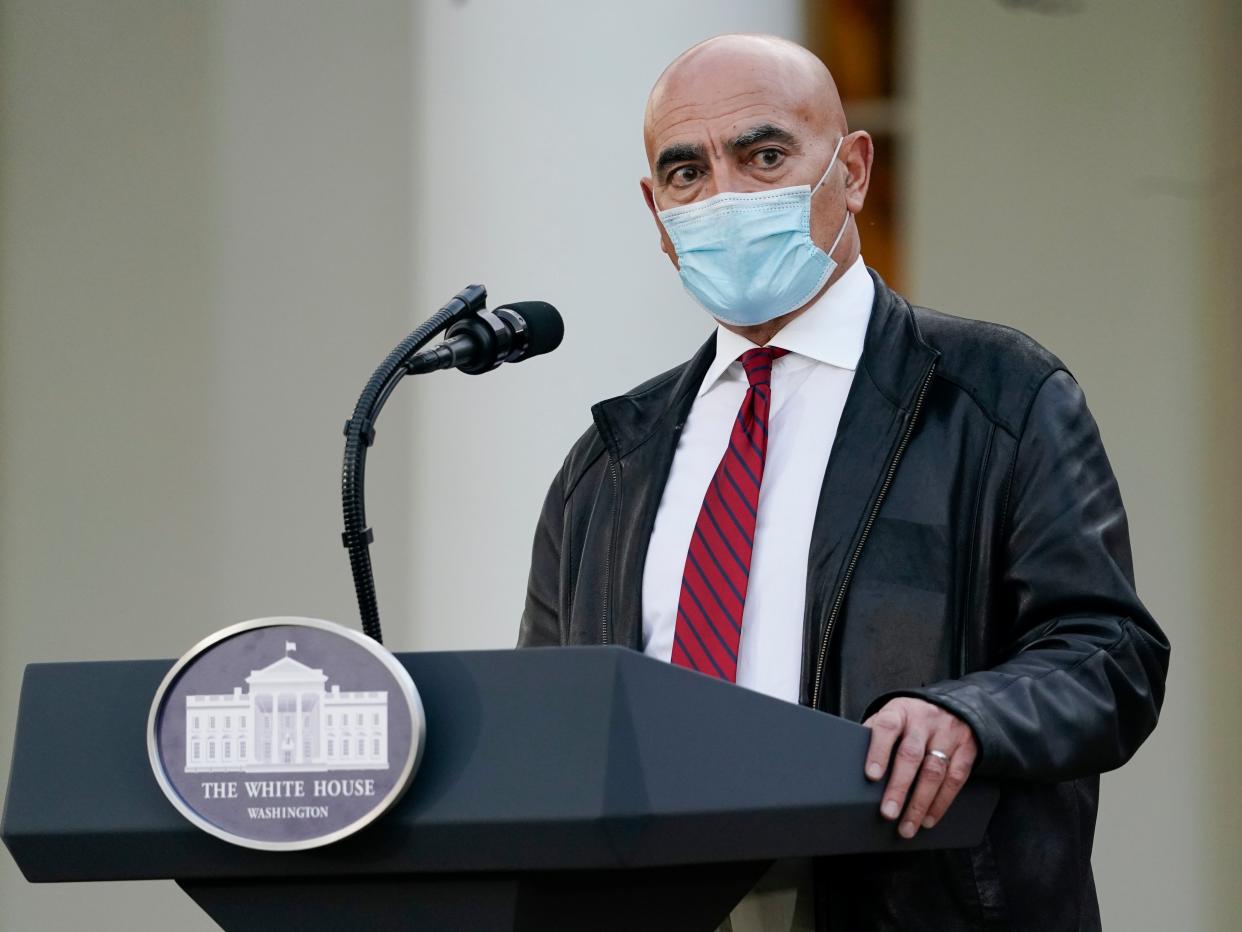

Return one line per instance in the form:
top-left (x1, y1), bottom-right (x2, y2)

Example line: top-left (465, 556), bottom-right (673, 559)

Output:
top-left (340, 286), bottom-right (562, 643)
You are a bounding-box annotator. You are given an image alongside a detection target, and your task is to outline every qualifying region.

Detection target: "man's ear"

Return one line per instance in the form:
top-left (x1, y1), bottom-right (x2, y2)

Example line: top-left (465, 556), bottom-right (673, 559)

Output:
top-left (640, 177), bottom-right (679, 268)
top-left (841, 131), bottom-right (875, 214)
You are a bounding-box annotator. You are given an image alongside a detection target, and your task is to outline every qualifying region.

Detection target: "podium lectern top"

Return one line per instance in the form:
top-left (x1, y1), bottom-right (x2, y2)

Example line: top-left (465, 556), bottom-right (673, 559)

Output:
top-left (3, 645), bottom-right (996, 884)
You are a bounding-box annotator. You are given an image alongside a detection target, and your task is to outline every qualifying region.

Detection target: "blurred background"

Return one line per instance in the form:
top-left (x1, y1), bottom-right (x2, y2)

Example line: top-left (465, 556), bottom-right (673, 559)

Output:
top-left (1, 1), bottom-right (1238, 929)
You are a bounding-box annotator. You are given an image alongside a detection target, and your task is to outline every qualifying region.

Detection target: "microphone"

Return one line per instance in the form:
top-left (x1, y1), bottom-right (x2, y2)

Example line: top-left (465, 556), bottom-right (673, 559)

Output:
top-left (342, 286), bottom-right (560, 643)
top-left (407, 301), bottom-right (563, 375)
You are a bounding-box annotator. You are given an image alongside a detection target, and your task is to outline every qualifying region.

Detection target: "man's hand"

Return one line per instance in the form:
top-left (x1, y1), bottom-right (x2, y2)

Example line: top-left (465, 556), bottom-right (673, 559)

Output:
top-left (863, 697), bottom-right (978, 839)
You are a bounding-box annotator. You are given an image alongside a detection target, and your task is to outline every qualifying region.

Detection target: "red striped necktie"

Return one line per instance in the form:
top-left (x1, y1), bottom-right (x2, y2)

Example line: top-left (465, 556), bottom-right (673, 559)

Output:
top-left (671, 345), bottom-right (788, 682)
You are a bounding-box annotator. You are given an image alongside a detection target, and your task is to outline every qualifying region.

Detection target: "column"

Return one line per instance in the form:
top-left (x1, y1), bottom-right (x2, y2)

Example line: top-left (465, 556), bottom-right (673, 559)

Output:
top-left (295, 691), bottom-right (304, 764)
top-left (317, 689), bottom-right (326, 766)
top-left (246, 691), bottom-right (255, 765)
top-left (267, 691), bottom-right (277, 763)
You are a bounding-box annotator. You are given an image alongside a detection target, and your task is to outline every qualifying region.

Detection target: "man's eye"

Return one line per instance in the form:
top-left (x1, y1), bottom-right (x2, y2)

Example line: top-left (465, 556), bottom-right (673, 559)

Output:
top-left (752, 148), bottom-right (784, 168)
top-left (670, 166), bottom-right (700, 187)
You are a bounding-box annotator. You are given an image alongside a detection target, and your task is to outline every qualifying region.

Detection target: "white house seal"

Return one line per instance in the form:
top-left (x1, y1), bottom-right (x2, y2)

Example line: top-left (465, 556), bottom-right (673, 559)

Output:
top-left (148, 617), bottom-right (424, 851)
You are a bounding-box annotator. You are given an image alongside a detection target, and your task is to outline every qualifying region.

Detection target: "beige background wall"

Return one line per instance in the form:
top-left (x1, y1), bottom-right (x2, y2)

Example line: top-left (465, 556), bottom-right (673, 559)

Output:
top-left (2, 1), bottom-right (1237, 930)
top-left (0, 2), bottom-right (414, 928)
top-left (903, 2), bottom-right (1240, 928)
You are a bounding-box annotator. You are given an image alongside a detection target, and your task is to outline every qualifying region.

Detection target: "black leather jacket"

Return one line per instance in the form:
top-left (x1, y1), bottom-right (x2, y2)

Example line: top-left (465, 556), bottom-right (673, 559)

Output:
top-left (517, 272), bottom-right (1170, 931)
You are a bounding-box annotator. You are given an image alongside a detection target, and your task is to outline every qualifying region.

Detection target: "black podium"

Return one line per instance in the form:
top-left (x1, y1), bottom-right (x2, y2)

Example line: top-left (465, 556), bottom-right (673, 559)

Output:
top-left (3, 645), bottom-right (997, 931)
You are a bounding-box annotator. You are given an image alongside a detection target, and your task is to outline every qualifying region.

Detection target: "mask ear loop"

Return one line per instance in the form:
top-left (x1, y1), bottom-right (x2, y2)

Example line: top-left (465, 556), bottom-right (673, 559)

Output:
top-left (812, 135), bottom-right (852, 261)
top-left (826, 202), bottom-right (852, 258)
top-left (811, 134), bottom-right (847, 196)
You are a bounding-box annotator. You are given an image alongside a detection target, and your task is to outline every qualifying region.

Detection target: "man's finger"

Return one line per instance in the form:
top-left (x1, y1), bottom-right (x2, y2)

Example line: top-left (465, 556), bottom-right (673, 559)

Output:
top-left (921, 742), bottom-right (977, 829)
top-left (879, 728), bottom-right (927, 821)
top-left (863, 708), bottom-right (905, 781)
top-left (897, 744), bottom-right (951, 839)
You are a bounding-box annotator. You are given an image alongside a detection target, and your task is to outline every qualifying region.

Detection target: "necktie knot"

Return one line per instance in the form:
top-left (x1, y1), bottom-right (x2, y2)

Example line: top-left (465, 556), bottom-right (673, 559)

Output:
top-left (740, 346), bottom-right (788, 388)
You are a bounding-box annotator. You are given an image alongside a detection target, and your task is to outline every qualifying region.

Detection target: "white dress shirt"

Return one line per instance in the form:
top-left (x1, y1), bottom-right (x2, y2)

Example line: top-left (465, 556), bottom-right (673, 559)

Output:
top-left (641, 256), bottom-right (874, 703)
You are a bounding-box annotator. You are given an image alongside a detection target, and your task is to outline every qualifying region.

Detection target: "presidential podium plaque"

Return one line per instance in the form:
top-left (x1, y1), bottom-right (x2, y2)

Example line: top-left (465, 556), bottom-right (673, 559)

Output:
top-left (146, 617), bottom-right (425, 852)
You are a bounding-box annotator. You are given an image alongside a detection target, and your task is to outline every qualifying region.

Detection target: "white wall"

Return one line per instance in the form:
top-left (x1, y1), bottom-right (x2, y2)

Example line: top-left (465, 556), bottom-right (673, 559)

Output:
top-left (403, 0), bottom-right (802, 652)
top-left (0, 1), bottom-right (413, 928)
top-left (1200, 2), bottom-right (1242, 927)
top-left (2, 1), bottom-right (1237, 930)
top-left (903, 1), bottom-right (1240, 928)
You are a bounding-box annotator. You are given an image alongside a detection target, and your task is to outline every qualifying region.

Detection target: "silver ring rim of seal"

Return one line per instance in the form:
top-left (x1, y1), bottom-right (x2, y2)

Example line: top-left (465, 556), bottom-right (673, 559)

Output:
top-left (146, 616), bottom-right (426, 852)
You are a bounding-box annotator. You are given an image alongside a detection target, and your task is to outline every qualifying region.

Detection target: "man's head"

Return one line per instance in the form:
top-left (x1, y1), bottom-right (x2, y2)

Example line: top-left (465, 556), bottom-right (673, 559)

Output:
top-left (641, 35), bottom-right (874, 339)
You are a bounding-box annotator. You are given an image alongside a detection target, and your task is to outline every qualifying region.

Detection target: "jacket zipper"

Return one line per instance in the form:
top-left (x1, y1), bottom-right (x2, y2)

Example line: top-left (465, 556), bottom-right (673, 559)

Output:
top-left (601, 456), bottom-right (620, 645)
top-left (810, 361), bottom-right (937, 710)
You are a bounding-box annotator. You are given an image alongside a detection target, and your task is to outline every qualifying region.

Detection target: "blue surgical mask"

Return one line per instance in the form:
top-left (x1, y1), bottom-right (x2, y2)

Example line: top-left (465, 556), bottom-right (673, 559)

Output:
top-left (656, 136), bottom-right (850, 327)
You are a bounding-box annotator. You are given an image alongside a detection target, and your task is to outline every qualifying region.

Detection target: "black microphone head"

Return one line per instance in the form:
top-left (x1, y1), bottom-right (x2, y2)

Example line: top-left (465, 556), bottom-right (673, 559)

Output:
top-left (497, 301), bottom-right (564, 359)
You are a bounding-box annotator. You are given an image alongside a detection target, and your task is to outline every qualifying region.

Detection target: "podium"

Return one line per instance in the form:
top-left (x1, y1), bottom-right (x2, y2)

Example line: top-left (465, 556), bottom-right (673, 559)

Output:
top-left (3, 645), bottom-right (997, 931)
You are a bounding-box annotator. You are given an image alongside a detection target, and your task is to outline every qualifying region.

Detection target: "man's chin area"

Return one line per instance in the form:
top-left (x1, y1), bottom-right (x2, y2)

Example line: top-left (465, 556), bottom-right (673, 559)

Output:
top-left (716, 308), bottom-right (810, 345)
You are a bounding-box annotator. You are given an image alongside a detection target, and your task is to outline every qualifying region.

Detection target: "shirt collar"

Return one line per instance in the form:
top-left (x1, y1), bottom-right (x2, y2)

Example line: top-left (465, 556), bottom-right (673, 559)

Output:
top-left (696, 255), bottom-right (875, 398)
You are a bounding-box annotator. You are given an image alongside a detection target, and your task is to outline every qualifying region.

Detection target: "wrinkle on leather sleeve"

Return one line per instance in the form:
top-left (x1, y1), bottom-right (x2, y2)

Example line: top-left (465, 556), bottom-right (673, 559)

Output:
top-left (517, 466), bottom-right (566, 647)
top-left (873, 370), bottom-right (1171, 781)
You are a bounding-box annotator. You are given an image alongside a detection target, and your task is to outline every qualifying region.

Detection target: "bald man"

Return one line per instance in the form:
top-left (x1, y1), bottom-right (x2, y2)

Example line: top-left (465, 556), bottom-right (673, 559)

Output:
top-left (518, 35), bottom-right (1168, 932)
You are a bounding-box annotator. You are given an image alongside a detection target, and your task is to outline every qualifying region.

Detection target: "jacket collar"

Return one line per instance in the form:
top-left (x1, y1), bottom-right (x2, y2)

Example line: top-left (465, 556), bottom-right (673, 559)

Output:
top-left (857, 269), bottom-right (940, 413)
top-left (590, 331), bottom-right (716, 458)
top-left (698, 255), bottom-right (874, 399)
top-left (592, 270), bottom-right (938, 454)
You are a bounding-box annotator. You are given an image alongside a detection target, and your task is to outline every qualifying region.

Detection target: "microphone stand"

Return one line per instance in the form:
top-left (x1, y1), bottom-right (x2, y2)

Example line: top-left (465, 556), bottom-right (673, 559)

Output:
top-left (341, 284), bottom-right (487, 643)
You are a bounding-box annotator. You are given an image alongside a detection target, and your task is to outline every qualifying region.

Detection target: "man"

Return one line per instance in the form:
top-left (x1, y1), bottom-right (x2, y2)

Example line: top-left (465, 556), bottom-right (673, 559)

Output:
top-left (518, 33), bottom-right (1168, 931)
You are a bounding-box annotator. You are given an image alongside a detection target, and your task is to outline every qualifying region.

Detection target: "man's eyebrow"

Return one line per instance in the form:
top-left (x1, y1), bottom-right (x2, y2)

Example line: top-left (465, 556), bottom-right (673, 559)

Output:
top-left (655, 142), bottom-right (706, 174)
top-left (727, 123), bottom-right (799, 152)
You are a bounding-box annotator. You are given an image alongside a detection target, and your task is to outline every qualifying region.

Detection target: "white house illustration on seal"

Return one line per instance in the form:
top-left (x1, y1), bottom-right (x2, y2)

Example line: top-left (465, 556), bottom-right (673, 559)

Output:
top-left (184, 644), bottom-right (389, 773)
